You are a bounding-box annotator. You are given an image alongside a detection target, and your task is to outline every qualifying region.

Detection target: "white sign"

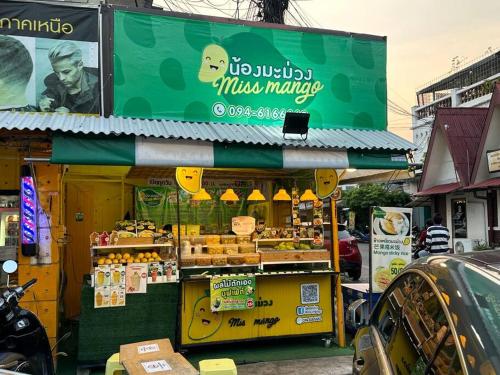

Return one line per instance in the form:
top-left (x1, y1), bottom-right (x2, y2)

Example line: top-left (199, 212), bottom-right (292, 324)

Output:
top-left (231, 216), bottom-right (256, 235)
top-left (487, 149), bottom-right (500, 173)
top-left (137, 343), bottom-right (160, 354)
top-left (370, 207), bottom-right (412, 293)
top-left (141, 360), bottom-right (172, 373)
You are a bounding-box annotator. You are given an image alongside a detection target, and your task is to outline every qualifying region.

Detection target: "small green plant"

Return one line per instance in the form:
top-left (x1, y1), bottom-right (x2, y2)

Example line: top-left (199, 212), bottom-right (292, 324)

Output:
top-left (473, 241), bottom-right (491, 251)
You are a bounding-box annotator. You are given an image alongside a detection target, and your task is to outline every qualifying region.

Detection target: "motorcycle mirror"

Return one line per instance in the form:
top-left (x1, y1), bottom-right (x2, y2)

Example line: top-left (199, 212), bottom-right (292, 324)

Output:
top-left (2, 260), bottom-right (18, 274)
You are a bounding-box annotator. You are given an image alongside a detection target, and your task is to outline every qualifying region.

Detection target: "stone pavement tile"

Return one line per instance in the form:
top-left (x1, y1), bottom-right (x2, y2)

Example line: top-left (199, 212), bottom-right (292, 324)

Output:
top-left (237, 355), bottom-right (353, 375)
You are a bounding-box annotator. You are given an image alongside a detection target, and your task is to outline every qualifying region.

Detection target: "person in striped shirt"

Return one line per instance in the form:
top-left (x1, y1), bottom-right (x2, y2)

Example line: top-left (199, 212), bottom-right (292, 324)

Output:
top-left (417, 214), bottom-right (450, 258)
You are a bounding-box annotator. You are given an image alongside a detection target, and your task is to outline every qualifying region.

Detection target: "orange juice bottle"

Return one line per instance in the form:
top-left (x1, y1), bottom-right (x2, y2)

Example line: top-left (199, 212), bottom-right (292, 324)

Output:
top-left (97, 271), bottom-right (105, 287)
top-left (112, 270), bottom-right (121, 284)
top-left (95, 292), bottom-right (103, 306)
top-left (111, 291), bottom-right (118, 305)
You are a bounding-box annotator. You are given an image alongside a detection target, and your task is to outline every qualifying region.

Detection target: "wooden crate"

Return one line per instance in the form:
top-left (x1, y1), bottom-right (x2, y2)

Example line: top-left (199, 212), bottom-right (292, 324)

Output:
top-left (259, 250), bottom-right (330, 262)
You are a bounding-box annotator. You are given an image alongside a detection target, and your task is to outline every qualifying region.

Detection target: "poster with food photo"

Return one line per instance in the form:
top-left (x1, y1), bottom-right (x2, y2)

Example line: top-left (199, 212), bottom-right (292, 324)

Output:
top-left (126, 263), bottom-right (148, 293)
top-left (370, 207), bottom-right (412, 293)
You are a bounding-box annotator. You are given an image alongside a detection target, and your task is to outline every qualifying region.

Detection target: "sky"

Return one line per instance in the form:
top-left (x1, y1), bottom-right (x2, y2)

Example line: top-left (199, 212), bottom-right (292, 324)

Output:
top-left (156, 0), bottom-right (500, 140)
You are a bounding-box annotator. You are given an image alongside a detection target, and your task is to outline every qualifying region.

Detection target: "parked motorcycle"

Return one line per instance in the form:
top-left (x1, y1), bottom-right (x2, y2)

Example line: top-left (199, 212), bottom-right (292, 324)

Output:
top-left (0, 260), bottom-right (55, 374)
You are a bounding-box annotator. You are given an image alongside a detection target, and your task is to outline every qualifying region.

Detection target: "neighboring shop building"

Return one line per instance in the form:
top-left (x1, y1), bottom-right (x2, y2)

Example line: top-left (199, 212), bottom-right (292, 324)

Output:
top-left (414, 83), bottom-right (500, 251)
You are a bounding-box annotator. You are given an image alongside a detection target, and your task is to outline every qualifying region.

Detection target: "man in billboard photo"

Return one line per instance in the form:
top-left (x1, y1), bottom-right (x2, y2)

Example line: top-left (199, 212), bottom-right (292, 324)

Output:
top-left (0, 35), bottom-right (37, 112)
top-left (39, 41), bottom-right (99, 114)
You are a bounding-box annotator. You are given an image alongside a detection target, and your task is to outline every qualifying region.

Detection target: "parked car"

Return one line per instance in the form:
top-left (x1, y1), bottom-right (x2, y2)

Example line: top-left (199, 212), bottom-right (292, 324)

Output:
top-left (352, 251), bottom-right (500, 374)
top-left (338, 225), bottom-right (362, 280)
top-left (350, 229), bottom-right (370, 243)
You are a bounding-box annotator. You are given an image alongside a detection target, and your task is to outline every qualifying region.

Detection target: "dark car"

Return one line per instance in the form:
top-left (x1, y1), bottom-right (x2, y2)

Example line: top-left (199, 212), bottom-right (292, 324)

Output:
top-left (338, 225), bottom-right (362, 280)
top-left (352, 251), bottom-right (500, 374)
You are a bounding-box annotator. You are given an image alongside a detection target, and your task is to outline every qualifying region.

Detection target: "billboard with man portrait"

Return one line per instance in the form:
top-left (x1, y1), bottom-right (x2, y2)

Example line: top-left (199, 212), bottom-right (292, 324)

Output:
top-left (0, 2), bottom-right (99, 114)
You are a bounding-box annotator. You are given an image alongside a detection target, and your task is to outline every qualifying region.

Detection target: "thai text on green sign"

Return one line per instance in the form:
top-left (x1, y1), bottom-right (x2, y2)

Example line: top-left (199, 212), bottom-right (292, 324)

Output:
top-left (113, 10), bottom-right (387, 130)
top-left (210, 275), bottom-right (256, 312)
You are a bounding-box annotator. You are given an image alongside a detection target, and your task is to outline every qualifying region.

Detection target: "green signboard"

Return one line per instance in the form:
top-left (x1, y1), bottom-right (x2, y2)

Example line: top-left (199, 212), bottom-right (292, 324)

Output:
top-left (210, 275), bottom-right (256, 312)
top-left (113, 10), bottom-right (387, 130)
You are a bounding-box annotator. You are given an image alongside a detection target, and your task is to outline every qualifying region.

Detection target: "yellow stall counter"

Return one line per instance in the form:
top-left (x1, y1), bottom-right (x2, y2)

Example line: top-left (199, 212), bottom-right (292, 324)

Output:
top-left (182, 274), bottom-right (333, 346)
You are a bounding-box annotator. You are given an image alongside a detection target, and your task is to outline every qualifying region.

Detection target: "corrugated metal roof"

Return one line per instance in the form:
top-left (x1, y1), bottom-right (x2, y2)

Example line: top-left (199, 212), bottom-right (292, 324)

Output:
top-left (0, 111), bottom-right (415, 151)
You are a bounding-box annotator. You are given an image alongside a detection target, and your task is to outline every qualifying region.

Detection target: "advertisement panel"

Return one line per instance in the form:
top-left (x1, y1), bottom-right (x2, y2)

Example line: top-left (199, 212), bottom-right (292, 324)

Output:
top-left (113, 10), bottom-right (387, 130)
top-left (210, 275), bottom-right (256, 312)
top-left (370, 206), bottom-right (412, 293)
top-left (0, 2), bottom-right (99, 114)
top-left (182, 275), bottom-right (332, 345)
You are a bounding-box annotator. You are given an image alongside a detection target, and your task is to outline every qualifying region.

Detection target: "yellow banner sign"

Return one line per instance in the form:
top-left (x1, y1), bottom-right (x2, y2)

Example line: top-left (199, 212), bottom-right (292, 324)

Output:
top-left (182, 275), bottom-right (332, 345)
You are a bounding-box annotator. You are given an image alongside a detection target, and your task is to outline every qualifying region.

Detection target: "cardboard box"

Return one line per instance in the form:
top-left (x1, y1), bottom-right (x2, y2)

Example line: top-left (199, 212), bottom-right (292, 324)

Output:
top-left (120, 339), bottom-right (198, 375)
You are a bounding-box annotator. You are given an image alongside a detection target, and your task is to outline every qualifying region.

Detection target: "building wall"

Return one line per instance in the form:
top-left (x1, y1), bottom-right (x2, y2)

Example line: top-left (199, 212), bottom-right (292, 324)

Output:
top-left (475, 107), bottom-right (500, 182)
top-left (422, 129), bottom-right (458, 190)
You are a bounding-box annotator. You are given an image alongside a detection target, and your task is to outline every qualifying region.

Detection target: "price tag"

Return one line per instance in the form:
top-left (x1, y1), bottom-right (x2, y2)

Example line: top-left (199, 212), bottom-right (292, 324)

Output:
top-left (137, 343), bottom-right (160, 354)
top-left (141, 360), bottom-right (172, 373)
top-left (232, 216), bottom-right (255, 235)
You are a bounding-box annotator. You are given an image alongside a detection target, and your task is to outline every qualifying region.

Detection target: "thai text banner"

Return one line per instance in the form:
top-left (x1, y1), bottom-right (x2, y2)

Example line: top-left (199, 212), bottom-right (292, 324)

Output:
top-left (113, 10), bottom-right (387, 130)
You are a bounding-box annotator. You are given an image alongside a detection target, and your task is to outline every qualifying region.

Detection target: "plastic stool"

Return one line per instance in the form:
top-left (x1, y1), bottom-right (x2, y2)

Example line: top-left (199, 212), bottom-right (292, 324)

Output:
top-left (105, 353), bottom-right (125, 375)
top-left (199, 358), bottom-right (237, 375)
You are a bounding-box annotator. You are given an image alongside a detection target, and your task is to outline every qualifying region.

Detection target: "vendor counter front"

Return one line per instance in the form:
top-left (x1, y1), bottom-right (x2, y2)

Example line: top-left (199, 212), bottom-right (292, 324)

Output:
top-left (78, 276), bottom-right (178, 364)
top-left (181, 272), bottom-right (335, 346)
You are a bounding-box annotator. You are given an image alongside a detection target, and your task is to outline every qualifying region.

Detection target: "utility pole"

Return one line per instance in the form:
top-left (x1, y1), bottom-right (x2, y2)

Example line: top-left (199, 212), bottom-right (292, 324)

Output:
top-left (261, 0), bottom-right (289, 24)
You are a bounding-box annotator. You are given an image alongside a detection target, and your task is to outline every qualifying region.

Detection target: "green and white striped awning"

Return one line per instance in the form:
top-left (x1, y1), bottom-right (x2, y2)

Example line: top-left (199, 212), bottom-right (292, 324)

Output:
top-left (0, 112), bottom-right (414, 169)
top-left (51, 133), bottom-right (409, 169)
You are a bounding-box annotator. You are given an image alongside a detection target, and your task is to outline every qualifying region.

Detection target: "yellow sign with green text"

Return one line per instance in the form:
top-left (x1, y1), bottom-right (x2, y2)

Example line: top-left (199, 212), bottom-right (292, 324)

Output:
top-left (182, 275), bottom-right (332, 345)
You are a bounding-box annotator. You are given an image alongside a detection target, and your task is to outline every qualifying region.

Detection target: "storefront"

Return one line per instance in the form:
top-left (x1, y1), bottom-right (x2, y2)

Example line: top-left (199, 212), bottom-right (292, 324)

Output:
top-left (0, 2), bottom-right (414, 366)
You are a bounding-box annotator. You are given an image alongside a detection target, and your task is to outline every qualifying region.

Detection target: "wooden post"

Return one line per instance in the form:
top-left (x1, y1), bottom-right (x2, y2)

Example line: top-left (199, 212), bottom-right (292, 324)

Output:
top-left (331, 197), bottom-right (346, 347)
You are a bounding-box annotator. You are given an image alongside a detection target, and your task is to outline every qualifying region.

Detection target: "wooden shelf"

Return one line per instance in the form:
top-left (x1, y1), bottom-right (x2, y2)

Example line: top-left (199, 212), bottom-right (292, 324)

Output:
top-left (91, 244), bottom-right (173, 250)
top-left (181, 264), bottom-right (258, 269)
top-left (253, 238), bottom-right (314, 242)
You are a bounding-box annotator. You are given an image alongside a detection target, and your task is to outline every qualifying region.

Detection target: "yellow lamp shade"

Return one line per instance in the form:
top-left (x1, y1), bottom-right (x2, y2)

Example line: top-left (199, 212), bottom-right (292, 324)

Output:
top-left (191, 188), bottom-right (211, 201)
top-left (247, 189), bottom-right (266, 201)
top-left (220, 188), bottom-right (239, 201)
top-left (300, 189), bottom-right (318, 201)
top-left (273, 188), bottom-right (291, 201)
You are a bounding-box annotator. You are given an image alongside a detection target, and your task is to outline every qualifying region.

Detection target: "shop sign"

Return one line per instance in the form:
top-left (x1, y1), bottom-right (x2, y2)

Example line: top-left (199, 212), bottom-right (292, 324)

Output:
top-left (487, 149), bottom-right (500, 173)
top-left (370, 207), bottom-right (412, 293)
top-left (315, 169), bottom-right (339, 199)
top-left (0, 2), bottom-right (99, 114)
top-left (210, 275), bottom-right (256, 312)
top-left (182, 275), bottom-right (332, 344)
top-left (231, 216), bottom-right (256, 235)
top-left (113, 10), bottom-right (387, 130)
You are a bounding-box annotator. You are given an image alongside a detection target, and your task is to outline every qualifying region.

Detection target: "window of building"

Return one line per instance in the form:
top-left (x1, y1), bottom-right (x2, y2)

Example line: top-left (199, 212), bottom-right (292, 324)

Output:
top-left (451, 199), bottom-right (467, 238)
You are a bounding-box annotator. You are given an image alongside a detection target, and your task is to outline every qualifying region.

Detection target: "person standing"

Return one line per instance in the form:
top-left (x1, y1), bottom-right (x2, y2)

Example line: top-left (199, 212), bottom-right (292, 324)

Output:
top-left (418, 214), bottom-right (450, 257)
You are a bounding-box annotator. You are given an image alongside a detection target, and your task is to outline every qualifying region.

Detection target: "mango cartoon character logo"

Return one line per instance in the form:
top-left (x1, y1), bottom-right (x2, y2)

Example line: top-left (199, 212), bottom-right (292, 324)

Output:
top-left (188, 292), bottom-right (223, 341)
top-left (315, 169), bottom-right (338, 199)
top-left (175, 167), bottom-right (203, 194)
top-left (198, 44), bottom-right (229, 83)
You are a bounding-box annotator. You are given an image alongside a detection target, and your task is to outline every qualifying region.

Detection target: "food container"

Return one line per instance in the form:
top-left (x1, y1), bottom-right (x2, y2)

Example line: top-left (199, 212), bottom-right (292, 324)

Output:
top-left (195, 254), bottom-right (212, 266)
top-left (181, 240), bottom-right (192, 256)
top-left (191, 236), bottom-right (206, 245)
top-left (243, 253), bottom-right (260, 264)
top-left (227, 254), bottom-right (245, 265)
top-left (236, 235), bottom-right (251, 244)
top-left (205, 235), bottom-right (221, 245)
top-left (186, 224), bottom-right (200, 236)
top-left (207, 244), bottom-right (224, 255)
top-left (220, 235), bottom-right (237, 244)
top-left (238, 243), bottom-right (256, 253)
top-left (211, 255), bottom-right (227, 266)
top-left (180, 256), bottom-right (195, 267)
top-left (193, 244), bottom-right (203, 255)
top-left (223, 244), bottom-right (239, 255)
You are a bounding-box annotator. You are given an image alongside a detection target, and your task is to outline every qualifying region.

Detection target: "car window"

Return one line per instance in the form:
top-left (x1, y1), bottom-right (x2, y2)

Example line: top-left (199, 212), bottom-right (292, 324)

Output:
top-left (338, 229), bottom-right (350, 240)
top-left (427, 331), bottom-right (463, 375)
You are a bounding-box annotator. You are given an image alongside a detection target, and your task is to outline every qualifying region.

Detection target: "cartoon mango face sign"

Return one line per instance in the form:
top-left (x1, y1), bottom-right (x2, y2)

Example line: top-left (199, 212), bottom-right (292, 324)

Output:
top-left (188, 294), bottom-right (223, 341)
top-left (198, 44), bottom-right (229, 83)
top-left (176, 167), bottom-right (203, 194)
top-left (315, 169), bottom-right (338, 199)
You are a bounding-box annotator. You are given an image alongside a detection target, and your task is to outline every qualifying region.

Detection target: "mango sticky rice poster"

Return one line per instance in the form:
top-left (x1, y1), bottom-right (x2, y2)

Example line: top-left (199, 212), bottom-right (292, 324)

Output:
top-left (370, 207), bottom-right (412, 293)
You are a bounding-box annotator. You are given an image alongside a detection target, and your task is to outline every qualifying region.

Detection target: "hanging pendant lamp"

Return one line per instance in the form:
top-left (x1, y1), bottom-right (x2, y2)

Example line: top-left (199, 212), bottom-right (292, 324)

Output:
top-left (220, 188), bottom-right (239, 201)
top-left (247, 189), bottom-right (266, 201)
top-left (191, 188), bottom-right (212, 201)
top-left (273, 188), bottom-right (291, 201)
top-left (300, 189), bottom-right (318, 201)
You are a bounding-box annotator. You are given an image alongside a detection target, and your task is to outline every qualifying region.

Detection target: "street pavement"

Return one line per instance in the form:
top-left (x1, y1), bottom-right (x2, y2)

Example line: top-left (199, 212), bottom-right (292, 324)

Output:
top-left (237, 356), bottom-right (353, 375)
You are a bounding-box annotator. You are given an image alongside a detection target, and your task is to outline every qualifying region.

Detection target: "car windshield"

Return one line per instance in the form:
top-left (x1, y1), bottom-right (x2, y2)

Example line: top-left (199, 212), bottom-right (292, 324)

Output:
top-left (462, 265), bottom-right (500, 353)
